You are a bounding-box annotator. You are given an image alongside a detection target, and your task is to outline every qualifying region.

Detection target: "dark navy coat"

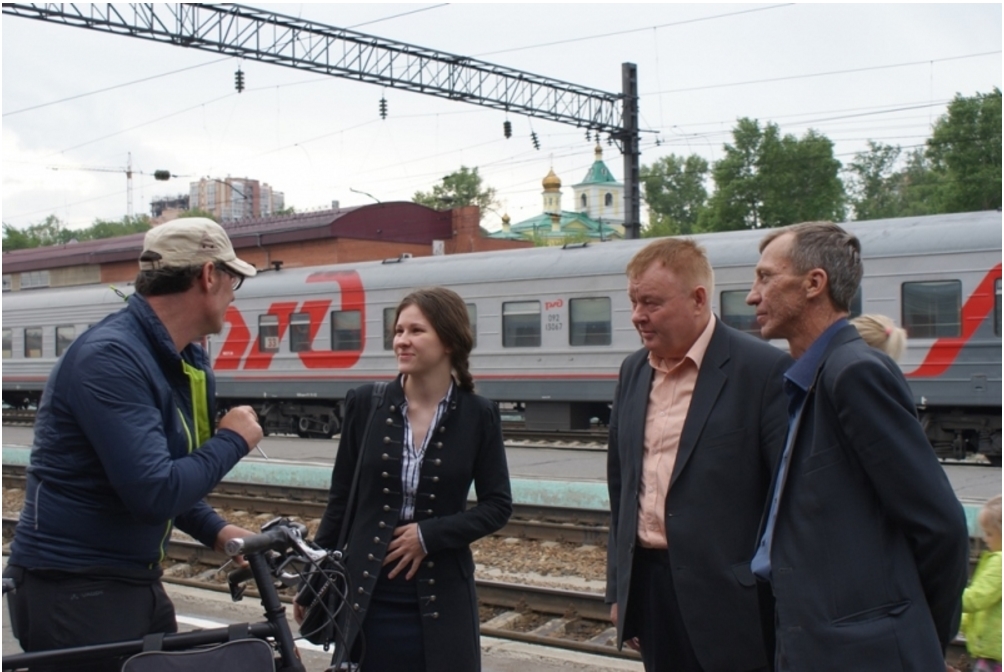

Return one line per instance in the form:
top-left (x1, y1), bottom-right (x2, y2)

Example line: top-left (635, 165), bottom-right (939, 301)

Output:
top-left (766, 325), bottom-right (970, 670)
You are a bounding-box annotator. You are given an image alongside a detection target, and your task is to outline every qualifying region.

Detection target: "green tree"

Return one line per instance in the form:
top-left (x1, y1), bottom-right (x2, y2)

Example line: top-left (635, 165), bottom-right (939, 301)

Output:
top-left (702, 119), bottom-right (845, 231)
top-left (413, 166), bottom-right (497, 219)
top-left (2, 222), bottom-right (33, 251)
top-left (846, 142), bottom-right (904, 220)
top-left (176, 208), bottom-right (219, 222)
top-left (86, 215), bottom-right (152, 240)
top-left (640, 154), bottom-right (709, 237)
top-left (1, 215), bottom-right (75, 250)
top-left (926, 88), bottom-right (1002, 212)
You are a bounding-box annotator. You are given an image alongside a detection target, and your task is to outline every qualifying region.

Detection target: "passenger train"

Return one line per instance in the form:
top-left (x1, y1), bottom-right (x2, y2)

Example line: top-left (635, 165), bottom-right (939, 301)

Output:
top-left (3, 210), bottom-right (1001, 464)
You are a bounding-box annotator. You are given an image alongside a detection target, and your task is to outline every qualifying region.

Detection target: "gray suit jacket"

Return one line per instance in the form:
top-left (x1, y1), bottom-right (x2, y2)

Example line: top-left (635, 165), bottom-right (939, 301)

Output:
top-left (606, 319), bottom-right (791, 671)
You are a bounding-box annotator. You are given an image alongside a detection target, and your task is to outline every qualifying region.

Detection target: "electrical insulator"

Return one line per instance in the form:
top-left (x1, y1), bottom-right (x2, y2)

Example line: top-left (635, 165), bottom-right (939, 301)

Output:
top-left (585, 129), bottom-right (592, 142)
top-left (531, 131), bottom-right (540, 150)
top-left (235, 68), bottom-right (245, 93)
top-left (655, 137), bottom-right (662, 147)
top-left (153, 170), bottom-right (171, 181)
top-left (503, 120), bottom-right (512, 139)
top-left (607, 135), bottom-right (613, 146)
top-left (379, 97), bottom-right (388, 119)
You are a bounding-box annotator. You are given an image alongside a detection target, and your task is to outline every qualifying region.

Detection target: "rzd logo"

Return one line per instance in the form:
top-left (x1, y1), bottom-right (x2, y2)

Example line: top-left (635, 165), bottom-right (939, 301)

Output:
top-left (214, 271), bottom-right (365, 371)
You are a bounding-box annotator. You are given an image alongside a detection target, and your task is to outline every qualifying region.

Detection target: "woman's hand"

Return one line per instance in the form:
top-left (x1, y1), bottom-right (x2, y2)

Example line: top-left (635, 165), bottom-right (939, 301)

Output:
top-left (293, 602), bottom-right (306, 625)
top-left (383, 523), bottom-right (427, 580)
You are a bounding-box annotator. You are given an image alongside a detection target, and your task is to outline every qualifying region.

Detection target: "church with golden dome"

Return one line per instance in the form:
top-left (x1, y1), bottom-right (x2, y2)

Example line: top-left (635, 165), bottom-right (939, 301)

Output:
top-left (490, 144), bottom-right (624, 244)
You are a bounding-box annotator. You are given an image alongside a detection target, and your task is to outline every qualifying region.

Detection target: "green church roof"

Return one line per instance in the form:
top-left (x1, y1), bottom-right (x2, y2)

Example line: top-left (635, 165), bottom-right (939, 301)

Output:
top-left (576, 159), bottom-right (619, 186)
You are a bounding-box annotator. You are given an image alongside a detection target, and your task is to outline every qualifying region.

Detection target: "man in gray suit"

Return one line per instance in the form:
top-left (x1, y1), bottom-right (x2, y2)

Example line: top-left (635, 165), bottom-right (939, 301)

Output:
top-left (746, 221), bottom-right (969, 671)
top-left (606, 237), bottom-right (790, 672)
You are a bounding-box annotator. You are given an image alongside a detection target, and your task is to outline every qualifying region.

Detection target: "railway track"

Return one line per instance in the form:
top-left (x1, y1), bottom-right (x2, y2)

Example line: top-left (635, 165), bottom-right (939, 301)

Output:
top-left (2, 466), bottom-right (610, 546)
top-left (0, 514), bottom-right (975, 665)
top-left (1, 517), bottom-right (634, 661)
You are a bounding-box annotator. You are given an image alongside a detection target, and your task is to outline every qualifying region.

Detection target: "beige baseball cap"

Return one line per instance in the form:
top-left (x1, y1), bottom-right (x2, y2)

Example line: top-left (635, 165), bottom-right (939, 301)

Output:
top-left (139, 218), bottom-right (257, 278)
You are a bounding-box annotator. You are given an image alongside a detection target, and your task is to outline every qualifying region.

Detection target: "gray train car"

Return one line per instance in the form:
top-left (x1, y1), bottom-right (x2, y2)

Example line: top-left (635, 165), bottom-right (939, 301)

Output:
top-left (3, 210), bottom-right (1000, 463)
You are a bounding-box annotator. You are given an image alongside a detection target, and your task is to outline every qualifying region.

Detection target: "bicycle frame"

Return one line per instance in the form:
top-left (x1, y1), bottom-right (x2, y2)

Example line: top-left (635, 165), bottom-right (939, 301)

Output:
top-left (3, 532), bottom-right (307, 672)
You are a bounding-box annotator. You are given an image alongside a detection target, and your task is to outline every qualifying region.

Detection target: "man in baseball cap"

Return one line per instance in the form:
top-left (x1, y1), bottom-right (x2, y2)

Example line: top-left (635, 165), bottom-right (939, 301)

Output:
top-left (139, 217), bottom-right (257, 279)
top-left (5, 216), bottom-right (263, 669)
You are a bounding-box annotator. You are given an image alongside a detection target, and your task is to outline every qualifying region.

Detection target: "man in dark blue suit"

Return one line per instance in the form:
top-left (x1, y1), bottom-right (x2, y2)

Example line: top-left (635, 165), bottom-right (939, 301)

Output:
top-left (746, 221), bottom-right (970, 671)
top-left (606, 238), bottom-right (790, 672)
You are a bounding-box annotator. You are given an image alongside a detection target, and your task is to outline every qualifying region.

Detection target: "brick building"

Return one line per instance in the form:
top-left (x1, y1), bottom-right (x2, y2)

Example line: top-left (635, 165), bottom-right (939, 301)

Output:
top-left (1, 203), bottom-right (531, 292)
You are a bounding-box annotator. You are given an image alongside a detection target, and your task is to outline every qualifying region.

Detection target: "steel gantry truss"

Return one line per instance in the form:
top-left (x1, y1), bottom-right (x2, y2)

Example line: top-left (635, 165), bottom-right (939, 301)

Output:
top-left (4, 3), bottom-right (643, 237)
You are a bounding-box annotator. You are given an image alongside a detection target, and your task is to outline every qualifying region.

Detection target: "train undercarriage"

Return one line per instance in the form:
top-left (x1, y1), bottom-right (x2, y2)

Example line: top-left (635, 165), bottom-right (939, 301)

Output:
top-left (921, 407), bottom-right (1002, 467)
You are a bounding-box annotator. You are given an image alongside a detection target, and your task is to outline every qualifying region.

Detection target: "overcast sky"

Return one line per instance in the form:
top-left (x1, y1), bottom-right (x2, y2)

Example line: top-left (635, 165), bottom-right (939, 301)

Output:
top-left (2, 3), bottom-right (1000, 232)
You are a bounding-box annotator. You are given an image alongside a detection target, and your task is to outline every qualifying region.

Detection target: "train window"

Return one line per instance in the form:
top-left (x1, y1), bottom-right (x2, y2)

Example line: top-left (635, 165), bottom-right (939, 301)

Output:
top-left (258, 315), bottom-right (280, 353)
top-left (289, 312), bottom-right (312, 352)
top-left (330, 310), bottom-right (362, 351)
top-left (720, 290), bottom-right (760, 337)
top-left (24, 327), bottom-right (43, 358)
top-left (55, 326), bottom-right (75, 357)
top-left (466, 303), bottom-right (478, 349)
top-left (902, 281), bottom-right (961, 338)
top-left (503, 301), bottom-right (541, 347)
top-left (383, 308), bottom-right (396, 351)
top-left (996, 279), bottom-right (1002, 337)
top-left (849, 287), bottom-right (862, 319)
top-left (569, 297), bottom-right (611, 346)
top-left (2, 329), bottom-right (11, 358)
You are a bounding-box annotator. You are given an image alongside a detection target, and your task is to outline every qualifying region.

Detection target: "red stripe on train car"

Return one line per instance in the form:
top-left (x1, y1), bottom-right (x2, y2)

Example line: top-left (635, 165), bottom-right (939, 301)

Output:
top-left (905, 263), bottom-right (1002, 379)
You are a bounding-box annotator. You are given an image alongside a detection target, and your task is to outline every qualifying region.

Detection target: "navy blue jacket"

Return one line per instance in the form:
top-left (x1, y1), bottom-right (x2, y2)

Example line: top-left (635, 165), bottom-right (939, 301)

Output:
top-left (765, 325), bottom-right (969, 670)
top-left (10, 294), bottom-right (248, 572)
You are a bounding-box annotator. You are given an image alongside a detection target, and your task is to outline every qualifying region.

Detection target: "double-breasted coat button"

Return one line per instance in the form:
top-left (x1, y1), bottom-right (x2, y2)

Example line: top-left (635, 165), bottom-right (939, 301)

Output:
top-left (383, 505), bottom-right (391, 511)
top-left (383, 436), bottom-right (391, 444)
top-left (385, 418), bottom-right (394, 425)
top-left (382, 472), bottom-right (389, 478)
top-left (432, 476), bottom-right (440, 482)
top-left (429, 595), bottom-right (437, 602)
top-left (435, 442), bottom-right (443, 449)
top-left (383, 488), bottom-right (390, 494)
top-left (353, 603), bottom-right (360, 611)
top-left (429, 494), bottom-right (436, 500)
top-left (363, 571), bottom-right (370, 578)
top-left (429, 579), bottom-right (436, 586)
top-left (382, 453), bottom-right (390, 460)
top-left (368, 554), bottom-right (375, 561)
top-left (426, 561), bottom-right (434, 568)
top-left (373, 537), bottom-right (381, 544)
top-left (379, 522), bottom-right (387, 528)
top-left (432, 612), bottom-right (439, 619)
top-left (358, 587), bottom-right (365, 594)
top-left (433, 459), bottom-right (442, 466)
top-left (438, 426), bottom-right (445, 433)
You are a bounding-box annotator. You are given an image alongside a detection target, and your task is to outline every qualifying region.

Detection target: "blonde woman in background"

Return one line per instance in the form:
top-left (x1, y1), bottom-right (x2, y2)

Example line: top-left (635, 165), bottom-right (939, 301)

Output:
top-left (851, 314), bottom-right (907, 362)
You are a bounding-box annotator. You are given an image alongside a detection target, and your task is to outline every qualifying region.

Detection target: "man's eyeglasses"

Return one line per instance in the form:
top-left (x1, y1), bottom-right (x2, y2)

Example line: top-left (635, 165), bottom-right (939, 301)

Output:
top-left (215, 263), bottom-right (245, 291)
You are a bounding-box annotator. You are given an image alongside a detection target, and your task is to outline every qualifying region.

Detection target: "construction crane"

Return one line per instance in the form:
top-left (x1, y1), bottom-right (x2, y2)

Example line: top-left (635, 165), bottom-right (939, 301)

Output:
top-left (47, 152), bottom-right (179, 220)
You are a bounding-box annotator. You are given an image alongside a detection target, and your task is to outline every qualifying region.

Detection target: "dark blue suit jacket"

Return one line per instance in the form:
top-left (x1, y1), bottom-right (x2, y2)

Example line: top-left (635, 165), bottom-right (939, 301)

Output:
top-left (606, 319), bottom-right (791, 671)
top-left (766, 325), bottom-right (970, 670)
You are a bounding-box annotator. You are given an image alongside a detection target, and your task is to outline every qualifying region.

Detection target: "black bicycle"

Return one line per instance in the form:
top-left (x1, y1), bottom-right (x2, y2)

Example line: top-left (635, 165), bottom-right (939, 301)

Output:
top-left (2, 518), bottom-right (340, 672)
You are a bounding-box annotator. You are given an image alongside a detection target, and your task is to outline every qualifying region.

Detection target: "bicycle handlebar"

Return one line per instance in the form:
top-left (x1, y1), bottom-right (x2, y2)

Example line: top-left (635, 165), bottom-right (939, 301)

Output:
top-left (224, 525), bottom-right (291, 557)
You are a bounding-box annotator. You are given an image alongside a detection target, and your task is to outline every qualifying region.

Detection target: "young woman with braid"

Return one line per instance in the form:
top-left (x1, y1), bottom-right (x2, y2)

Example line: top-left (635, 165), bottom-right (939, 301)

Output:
top-left (298, 287), bottom-right (512, 672)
